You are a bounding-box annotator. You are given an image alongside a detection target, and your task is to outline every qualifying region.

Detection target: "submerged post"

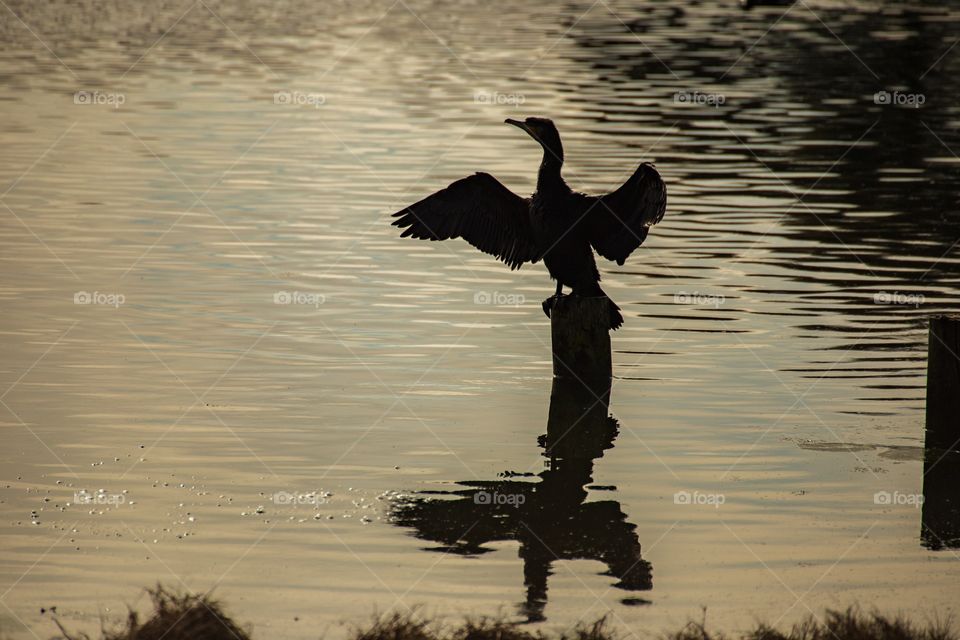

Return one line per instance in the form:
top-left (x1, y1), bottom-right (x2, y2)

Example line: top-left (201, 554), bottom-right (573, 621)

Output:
top-left (926, 315), bottom-right (960, 452)
top-left (922, 314), bottom-right (960, 550)
top-left (550, 295), bottom-right (612, 384)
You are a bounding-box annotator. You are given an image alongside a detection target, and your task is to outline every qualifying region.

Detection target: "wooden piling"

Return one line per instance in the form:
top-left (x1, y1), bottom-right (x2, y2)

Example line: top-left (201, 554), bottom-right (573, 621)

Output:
top-left (550, 295), bottom-right (612, 385)
top-left (925, 315), bottom-right (960, 452)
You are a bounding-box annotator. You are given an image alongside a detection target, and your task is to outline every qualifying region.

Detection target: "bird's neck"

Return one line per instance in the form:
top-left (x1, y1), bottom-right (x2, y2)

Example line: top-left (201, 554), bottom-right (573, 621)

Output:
top-left (537, 147), bottom-right (565, 192)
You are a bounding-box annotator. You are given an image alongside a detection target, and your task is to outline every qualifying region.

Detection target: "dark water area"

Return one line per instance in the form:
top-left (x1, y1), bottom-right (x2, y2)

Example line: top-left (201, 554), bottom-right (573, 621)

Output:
top-left (1, 1), bottom-right (959, 638)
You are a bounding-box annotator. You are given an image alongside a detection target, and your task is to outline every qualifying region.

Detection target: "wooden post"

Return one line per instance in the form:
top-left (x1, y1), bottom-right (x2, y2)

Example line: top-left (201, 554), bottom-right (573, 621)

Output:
top-left (550, 295), bottom-right (612, 385)
top-left (926, 315), bottom-right (960, 452)
top-left (921, 446), bottom-right (960, 550)
top-left (922, 315), bottom-right (960, 549)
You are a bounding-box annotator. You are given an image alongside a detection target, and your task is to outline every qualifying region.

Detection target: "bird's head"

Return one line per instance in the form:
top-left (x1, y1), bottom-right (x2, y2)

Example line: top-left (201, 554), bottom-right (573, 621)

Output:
top-left (505, 117), bottom-right (563, 162)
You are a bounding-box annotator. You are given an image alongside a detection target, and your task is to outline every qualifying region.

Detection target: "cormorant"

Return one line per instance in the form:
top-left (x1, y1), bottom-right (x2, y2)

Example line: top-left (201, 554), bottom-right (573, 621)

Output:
top-left (391, 117), bottom-right (667, 330)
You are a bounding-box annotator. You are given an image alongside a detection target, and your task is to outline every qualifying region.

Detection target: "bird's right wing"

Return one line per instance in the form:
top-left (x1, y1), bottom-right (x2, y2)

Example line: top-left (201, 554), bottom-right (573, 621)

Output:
top-left (587, 163), bottom-right (667, 266)
top-left (391, 172), bottom-right (538, 270)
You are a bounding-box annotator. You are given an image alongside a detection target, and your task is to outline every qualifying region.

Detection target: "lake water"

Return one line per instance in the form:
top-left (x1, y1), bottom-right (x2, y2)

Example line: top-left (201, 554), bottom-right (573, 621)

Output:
top-left (1, 0), bottom-right (959, 638)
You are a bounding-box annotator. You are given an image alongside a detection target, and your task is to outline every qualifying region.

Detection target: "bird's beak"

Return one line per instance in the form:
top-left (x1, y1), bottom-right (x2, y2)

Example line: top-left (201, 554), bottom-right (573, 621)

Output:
top-left (504, 118), bottom-right (531, 134)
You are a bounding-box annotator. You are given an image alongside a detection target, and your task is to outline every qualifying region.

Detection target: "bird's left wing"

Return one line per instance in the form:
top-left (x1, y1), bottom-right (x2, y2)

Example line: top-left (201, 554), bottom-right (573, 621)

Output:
top-left (391, 172), bottom-right (538, 270)
top-left (586, 163), bottom-right (667, 266)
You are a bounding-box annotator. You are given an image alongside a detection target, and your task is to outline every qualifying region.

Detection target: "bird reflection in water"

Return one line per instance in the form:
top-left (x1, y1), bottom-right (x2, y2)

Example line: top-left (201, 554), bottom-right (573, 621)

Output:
top-left (389, 376), bottom-right (652, 622)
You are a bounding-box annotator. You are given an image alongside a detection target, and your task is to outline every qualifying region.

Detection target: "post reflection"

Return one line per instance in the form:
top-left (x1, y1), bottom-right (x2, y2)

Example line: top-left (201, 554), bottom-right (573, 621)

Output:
top-left (390, 376), bottom-right (652, 622)
top-left (921, 445), bottom-right (960, 551)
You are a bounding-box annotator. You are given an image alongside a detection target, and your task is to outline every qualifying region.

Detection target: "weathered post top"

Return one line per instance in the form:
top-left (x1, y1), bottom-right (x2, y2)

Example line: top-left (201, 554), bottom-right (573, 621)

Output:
top-left (550, 295), bottom-right (612, 385)
top-left (926, 314), bottom-right (960, 452)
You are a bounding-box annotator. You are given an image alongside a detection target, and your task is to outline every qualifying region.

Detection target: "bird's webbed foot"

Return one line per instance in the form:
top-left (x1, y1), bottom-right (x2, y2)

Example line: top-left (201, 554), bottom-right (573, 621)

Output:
top-left (541, 293), bottom-right (565, 319)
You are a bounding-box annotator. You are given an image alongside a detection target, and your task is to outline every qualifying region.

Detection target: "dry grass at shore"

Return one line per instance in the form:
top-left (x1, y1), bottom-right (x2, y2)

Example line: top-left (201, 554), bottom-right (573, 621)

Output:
top-left (48, 586), bottom-right (954, 640)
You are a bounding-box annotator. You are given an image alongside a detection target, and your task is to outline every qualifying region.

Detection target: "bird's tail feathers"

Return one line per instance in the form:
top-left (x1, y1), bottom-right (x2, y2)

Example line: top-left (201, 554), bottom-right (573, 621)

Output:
top-left (608, 298), bottom-right (624, 331)
top-left (581, 284), bottom-right (624, 331)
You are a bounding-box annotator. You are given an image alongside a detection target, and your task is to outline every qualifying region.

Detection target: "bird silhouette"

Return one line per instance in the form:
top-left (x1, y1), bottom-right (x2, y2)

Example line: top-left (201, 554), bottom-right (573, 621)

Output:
top-left (391, 117), bottom-right (666, 330)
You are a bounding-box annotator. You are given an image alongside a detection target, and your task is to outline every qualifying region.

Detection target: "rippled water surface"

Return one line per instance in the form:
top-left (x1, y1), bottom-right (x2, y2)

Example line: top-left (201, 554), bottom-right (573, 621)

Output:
top-left (2, 1), bottom-right (960, 638)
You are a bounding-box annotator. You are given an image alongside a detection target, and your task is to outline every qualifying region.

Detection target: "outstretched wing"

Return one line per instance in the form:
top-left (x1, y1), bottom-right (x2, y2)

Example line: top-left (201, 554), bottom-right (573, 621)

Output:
top-left (391, 172), bottom-right (538, 270)
top-left (587, 163), bottom-right (667, 266)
